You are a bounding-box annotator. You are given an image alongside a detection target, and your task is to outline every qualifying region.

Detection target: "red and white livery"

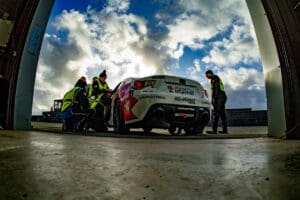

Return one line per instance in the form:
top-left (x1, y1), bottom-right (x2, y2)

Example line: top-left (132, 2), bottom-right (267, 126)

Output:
top-left (109, 75), bottom-right (211, 135)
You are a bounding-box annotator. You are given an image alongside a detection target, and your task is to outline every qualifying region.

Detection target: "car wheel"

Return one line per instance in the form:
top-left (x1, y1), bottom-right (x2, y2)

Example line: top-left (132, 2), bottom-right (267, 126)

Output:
top-left (185, 124), bottom-right (205, 135)
top-left (169, 125), bottom-right (182, 135)
top-left (184, 127), bottom-right (194, 135)
top-left (168, 125), bottom-right (176, 135)
top-left (195, 124), bottom-right (205, 134)
top-left (143, 127), bottom-right (152, 133)
top-left (113, 99), bottom-right (129, 133)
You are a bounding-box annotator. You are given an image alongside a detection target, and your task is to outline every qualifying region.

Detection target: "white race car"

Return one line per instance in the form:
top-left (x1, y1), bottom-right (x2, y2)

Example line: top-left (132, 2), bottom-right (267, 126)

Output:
top-left (109, 75), bottom-right (211, 135)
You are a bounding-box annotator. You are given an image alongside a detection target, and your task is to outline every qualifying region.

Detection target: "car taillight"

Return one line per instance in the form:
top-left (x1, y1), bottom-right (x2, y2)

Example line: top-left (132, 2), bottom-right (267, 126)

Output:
top-left (134, 81), bottom-right (145, 90)
top-left (133, 80), bottom-right (156, 90)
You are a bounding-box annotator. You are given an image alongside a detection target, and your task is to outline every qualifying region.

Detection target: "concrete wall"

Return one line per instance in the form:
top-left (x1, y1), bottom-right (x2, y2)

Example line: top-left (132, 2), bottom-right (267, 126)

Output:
top-left (246, 0), bottom-right (286, 138)
top-left (14, 0), bottom-right (54, 129)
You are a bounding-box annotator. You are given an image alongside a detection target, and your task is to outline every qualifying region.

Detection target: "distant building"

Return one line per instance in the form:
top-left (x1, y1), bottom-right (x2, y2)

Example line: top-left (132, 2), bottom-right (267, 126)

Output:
top-left (226, 108), bottom-right (268, 126)
top-left (32, 99), bottom-right (62, 122)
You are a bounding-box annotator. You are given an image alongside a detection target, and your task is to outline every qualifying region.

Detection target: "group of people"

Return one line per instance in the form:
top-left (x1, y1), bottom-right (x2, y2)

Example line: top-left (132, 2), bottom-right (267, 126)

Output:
top-left (60, 69), bottom-right (228, 134)
top-left (61, 70), bottom-right (112, 131)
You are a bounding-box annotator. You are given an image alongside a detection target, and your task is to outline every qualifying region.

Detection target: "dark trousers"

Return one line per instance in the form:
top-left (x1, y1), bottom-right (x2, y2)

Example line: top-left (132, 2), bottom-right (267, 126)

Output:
top-left (212, 95), bottom-right (227, 131)
top-left (71, 108), bottom-right (96, 130)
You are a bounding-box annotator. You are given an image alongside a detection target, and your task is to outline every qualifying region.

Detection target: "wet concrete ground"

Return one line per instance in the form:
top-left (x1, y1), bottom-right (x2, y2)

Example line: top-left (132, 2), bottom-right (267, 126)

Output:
top-left (0, 130), bottom-right (299, 200)
top-left (31, 122), bottom-right (268, 139)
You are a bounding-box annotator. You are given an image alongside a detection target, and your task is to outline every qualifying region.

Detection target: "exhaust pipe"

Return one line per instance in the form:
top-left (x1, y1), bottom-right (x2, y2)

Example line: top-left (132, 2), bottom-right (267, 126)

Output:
top-left (146, 107), bottom-right (169, 128)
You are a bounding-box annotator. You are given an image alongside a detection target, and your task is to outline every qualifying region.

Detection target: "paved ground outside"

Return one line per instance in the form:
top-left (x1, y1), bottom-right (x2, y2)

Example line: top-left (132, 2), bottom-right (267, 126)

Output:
top-left (0, 130), bottom-right (299, 199)
top-left (31, 122), bottom-right (268, 139)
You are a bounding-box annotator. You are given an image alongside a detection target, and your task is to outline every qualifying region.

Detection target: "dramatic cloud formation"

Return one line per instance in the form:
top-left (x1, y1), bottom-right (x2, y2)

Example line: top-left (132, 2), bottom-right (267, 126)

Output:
top-left (32, 0), bottom-right (266, 114)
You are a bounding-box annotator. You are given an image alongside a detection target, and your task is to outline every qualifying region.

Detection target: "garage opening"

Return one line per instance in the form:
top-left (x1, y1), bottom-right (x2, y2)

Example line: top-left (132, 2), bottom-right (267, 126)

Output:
top-left (3, 0), bottom-right (299, 138)
top-left (27, 0), bottom-right (270, 137)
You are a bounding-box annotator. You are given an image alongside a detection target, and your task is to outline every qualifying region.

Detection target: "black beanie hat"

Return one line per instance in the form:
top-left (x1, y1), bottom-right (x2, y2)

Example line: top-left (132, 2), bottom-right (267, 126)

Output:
top-left (205, 70), bottom-right (213, 75)
top-left (99, 70), bottom-right (107, 78)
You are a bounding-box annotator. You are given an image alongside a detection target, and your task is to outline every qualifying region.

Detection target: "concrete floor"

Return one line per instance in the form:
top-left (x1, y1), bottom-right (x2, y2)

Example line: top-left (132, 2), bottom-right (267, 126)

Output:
top-left (0, 131), bottom-right (299, 200)
top-left (31, 122), bottom-right (268, 139)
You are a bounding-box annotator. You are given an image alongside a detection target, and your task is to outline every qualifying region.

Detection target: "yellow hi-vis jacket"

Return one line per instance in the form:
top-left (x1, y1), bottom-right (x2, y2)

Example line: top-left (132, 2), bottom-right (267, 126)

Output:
top-left (97, 79), bottom-right (109, 91)
top-left (87, 79), bottom-right (109, 98)
top-left (90, 94), bottom-right (104, 109)
top-left (210, 76), bottom-right (225, 97)
top-left (87, 84), bottom-right (93, 98)
top-left (88, 79), bottom-right (109, 109)
top-left (61, 86), bottom-right (81, 112)
top-left (89, 80), bottom-right (109, 109)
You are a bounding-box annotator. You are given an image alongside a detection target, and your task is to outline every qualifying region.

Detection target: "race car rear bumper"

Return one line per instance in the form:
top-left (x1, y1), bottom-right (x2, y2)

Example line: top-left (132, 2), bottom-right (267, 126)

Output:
top-left (141, 104), bottom-right (210, 129)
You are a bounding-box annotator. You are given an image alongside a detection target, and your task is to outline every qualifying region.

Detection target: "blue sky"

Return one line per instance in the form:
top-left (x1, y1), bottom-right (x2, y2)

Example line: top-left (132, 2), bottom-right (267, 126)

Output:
top-left (32, 0), bottom-right (266, 114)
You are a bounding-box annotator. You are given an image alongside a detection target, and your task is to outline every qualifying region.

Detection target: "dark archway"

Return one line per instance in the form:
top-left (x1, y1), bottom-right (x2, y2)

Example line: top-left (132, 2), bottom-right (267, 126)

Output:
top-left (261, 0), bottom-right (300, 139)
top-left (0, 0), bottom-right (299, 138)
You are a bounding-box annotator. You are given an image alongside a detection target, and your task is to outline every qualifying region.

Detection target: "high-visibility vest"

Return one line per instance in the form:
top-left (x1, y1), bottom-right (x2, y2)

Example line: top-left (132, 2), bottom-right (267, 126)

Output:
top-left (97, 79), bottom-right (109, 91)
top-left (90, 93), bottom-right (104, 109)
top-left (210, 76), bottom-right (225, 94)
top-left (61, 86), bottom-right (81, 112)
top-left (89, 80), bottom-right (109, 109)
top-left (87, 84), bottom-right (93, 98)
top-left (87, 79), bottom-right (108, 98)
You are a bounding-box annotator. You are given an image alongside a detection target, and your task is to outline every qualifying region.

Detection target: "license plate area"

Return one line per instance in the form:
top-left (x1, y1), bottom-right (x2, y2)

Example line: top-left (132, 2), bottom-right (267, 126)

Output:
top-left (167, 85), bottom-right (195, 96)
top-left (174, 107), bottom-right (195, 118)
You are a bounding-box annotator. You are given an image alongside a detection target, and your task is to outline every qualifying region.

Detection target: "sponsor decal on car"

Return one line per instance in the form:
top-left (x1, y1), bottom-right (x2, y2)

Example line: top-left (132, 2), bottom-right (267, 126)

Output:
top-left (174, 97), bottom-right (196, 104)
top-left (139, 95), bottom-right (166, 100)
top-left (167, 85), bottom-right (195, 95)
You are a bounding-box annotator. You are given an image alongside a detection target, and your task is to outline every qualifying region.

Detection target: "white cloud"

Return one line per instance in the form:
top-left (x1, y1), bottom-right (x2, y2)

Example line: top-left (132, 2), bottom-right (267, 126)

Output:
top-left (163, 13), bottom-right (209, 59)
top-left (160, 0), bottom-right (260, 67)
top-left (106, 0), bottom-right (130, 13)
top-left (33, 3), bottom-right (170, 114)
top-left (217, 67), bottom-right (264, 91)
top-left (187, 59), bottom-right (202, 80)
top-left (202, 24), bottom-right (260, 67)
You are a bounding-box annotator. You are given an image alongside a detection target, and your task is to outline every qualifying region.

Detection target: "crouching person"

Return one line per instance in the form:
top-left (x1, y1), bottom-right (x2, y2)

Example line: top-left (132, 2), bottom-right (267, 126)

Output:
top-left (61, 77), bottom-right (96, 132)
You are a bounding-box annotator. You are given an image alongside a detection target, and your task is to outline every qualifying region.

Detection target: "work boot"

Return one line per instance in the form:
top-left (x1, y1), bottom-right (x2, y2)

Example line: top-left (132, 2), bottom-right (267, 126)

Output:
top-left (206, 130), bottom-right (217, 134)
top-left (219, 130), bottom-right (228, 134)
top-left (219, 127), bottom-right (228, 134)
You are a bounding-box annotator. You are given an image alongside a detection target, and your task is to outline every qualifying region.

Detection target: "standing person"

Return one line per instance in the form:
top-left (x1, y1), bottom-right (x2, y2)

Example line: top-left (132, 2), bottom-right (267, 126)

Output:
top-left (97, 70), bottom-right (112, 96)
top-left (205, 70), bottom-right (228, 134)
top-left (90, 70), bottom-right (113, 121)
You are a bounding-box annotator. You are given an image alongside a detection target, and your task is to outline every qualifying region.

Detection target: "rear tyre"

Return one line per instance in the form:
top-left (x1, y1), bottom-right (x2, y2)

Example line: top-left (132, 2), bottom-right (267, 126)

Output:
top-left (185, 124), bottom-right (205, 135)
top-left (168, 125), bottom-right (176, 135)
top-left (113, 100), bottom-right (129, 133)
top-left (143, 127), bottom-right (152, 133)
top-left (184, 126), bottom-right (195, 135)
top-left (169, 125), bottom-right (182, 135)
top-left (195, 124), bottom-right (205, 134)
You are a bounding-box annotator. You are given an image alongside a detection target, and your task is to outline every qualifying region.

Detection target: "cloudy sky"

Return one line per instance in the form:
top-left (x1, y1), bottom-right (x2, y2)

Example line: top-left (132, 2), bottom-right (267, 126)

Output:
top-left (32, 0), bottom-right (266, 114)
